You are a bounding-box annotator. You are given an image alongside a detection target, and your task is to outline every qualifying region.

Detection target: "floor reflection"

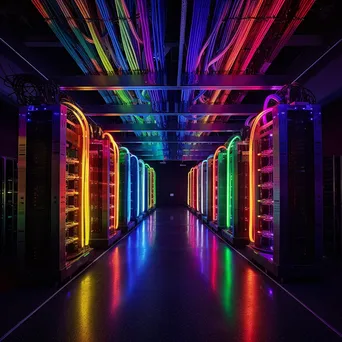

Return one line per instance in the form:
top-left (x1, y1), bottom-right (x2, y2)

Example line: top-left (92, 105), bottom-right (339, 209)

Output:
top-left (108, 213), bottom-right (156, 316)
top-left (186, 214), bottom-right (258, 340)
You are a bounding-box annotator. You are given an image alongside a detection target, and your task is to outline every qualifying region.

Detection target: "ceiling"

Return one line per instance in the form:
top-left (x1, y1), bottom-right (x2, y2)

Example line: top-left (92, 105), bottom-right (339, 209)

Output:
top-left (0, 0), bottom-right (341, 161)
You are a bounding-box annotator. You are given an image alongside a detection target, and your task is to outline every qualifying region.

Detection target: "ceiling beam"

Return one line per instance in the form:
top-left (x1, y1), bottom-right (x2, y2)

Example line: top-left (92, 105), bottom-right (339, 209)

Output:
top-left (104, 122), bottom-right (242, 132)
top-left (58, 74), bottom-right (287, 91)
top-left (112, 136), bottom-right (228, 143)
top-left (83, 103), bottom-right (260, 116)
top-left (131, 147), bottom-right (215, 152)
top-left (24, 35), bottom-right (322, 49)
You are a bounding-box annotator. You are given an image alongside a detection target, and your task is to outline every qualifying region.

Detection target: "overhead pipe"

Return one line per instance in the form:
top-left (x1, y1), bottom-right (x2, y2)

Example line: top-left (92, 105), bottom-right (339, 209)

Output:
top-left (177, 0), bottom-right (187, 86)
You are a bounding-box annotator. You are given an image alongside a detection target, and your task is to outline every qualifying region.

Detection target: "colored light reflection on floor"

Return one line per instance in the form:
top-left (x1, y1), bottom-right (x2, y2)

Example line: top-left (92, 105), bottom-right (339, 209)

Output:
top-left (109, 216), bottom-right (156, 315)
top-left (79, 274), bottom-right (94, 342)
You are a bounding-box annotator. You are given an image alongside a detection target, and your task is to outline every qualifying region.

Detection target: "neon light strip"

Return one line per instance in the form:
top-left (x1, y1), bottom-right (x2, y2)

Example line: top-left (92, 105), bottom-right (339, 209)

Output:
top-left (201, 160), bottom-right (207, 213)
top-left (226, 136), bottom-right (241, 228)
top-left (145, 164), bottom-right (151, 209)
top-left (153, 169), bottom-right (156, 207)
top-left (248, 108), bottom-right (273, 243)
top-left (193, 167), bottom-right (197, 211)
top-left (131, 154), bottom-right (140, 218)
top-left (189, 167), bottom-right (194, 208)
top-left (196, 165), bottom-right (200, 211)
top-left (120, 147), bottom-right (131, 224)
top-left (187, 171), bottom-right (191, 206)
top-left (139, 160), bottom-right (145, 213)
top-left (213, 146), bottom-right (227, 221)
top-left (103, 133), bottom-right (120, 229)
top-left (63, 102), bottom-right (90, 246)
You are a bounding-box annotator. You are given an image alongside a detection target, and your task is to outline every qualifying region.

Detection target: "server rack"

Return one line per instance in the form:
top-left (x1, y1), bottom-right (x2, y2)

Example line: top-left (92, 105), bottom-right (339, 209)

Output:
top-left (196, 163), bottom-right (201, 216)
top-left (201, 160), bottom-right (208, 218)
top-left (18, 104), bottom-right (93, 281)
top-left (151, 168), bottom-right (156, 208)
top-left (217, 149), bottom-right (228, 228)
top-left (246, 104), bottom-right (323, 278)
top-left (204, 156), bottom-right (214, 223)
top-left (130, 154), bottom-right (140, 222)
top-left (0, 157), bottom-right (17, 256)
top-left (210, 146), bottom-right (227, 231)
top-left (119, 147), bottom-right (134, 230)
top-left (221, 137), bottom-right (250, 246)
top-left (89, 133), bottom-right (120, 248)
top-left (188, 167), bottom-right (194, 210)
top-left (145, 164), bottom-right (150, 212)
top-left (139, 159), bottom-right (146, 216)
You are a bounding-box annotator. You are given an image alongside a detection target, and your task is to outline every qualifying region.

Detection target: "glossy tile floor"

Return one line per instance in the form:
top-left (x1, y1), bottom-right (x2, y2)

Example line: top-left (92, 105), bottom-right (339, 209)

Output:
top-left (2, 208), bottom-right (341, 341)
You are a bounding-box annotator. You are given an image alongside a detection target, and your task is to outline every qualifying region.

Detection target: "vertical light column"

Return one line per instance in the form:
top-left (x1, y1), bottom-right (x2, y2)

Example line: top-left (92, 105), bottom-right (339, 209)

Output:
top-left (213, 146), bottom-right (227, 222)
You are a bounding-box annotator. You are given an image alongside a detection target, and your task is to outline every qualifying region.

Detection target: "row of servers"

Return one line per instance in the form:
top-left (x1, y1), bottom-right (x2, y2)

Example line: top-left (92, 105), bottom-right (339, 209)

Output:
top-left (16, 104), bottom-right (156, 282)
top-left (188, 103), bottom-right (322, 279)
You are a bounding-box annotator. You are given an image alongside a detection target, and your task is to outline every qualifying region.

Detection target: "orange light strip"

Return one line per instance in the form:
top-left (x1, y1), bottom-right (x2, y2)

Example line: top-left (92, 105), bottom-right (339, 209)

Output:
top-left (103, 132), bottom-right (120, 229)
top-left (213, 146), bottom-right (227, 221)
top-left (248, 107), bottom-right (274, 243)
top-left (63, 102), bottom-right (90, 247)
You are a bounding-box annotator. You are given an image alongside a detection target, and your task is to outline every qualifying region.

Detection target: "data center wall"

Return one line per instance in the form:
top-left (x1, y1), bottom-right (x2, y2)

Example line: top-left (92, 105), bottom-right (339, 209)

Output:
top-left (149, 161), bottom-right (196, 207)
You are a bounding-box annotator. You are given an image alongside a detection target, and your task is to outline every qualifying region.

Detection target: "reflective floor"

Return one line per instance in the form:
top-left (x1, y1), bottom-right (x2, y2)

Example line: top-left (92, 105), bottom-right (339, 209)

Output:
top-left (3, 208), bottom-right (340, 341)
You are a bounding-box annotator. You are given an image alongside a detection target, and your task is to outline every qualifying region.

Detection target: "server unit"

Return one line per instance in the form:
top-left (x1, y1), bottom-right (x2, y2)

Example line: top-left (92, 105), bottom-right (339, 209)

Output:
top-left (210, 146), bottom-right (227, 231)
top-left (147, 166), bottom-right (156, 210)
top-left (204, 156), bottom-right (214, 223)
top-left (89, 134), bottom-right (120, 248)
top-left (145, 163), bottom-right (150, 212)
top-left (196, 163), bottom-right (201, 216)
top-left (246, 104), bottom-right (323, 278)
top-left (0, 157), bottom-right (17, 256)
top-left (201, 160), bottom-right (208, 217)
top-left (119, 147), bottom-right (134, 231)
top-left (222, 137), bottom-right (250, 246)
top-left (139, 159), bottom-right (147, 215)
top-left (130, 154), bottom-right (141, 222)
top-left (18, 104), bottom-right (93, 281)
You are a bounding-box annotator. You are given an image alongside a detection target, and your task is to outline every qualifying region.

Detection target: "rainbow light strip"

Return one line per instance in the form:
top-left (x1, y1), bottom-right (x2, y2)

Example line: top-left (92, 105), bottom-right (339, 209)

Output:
top-left (226, 136), bottom-right (241, 228)
top-left (248, 107), bottom-right (273, 242)
top-left (213, 146), bottom-right (227, 221)
top-left (103, 132), bottom-right (120, 229)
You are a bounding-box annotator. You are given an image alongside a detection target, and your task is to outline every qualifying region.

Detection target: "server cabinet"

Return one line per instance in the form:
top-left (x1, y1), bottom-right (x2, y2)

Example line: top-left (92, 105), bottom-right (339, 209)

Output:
top-left (18, 105), bottom-right (93, 281)
top-left (246, 104), bottom-right (323, 279)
